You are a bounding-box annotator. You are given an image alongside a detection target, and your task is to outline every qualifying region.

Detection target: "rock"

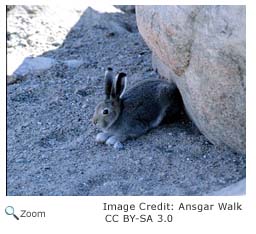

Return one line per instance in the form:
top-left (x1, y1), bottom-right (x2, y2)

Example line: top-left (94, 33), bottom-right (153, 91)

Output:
top-left (7, 75), bottom-right (20, 85)
top-left (64, 59), bottom-right (83, 68)
top-left (114, 5), bottom-right (136, 14)
top-left (75, 87), bottom-right (94, 97)
top-left (208, 179), bottom-right (246, 196)
top-left (136, 6), bottom-right (246, 154)
top-left (13, 56), bottom-right (56, 78)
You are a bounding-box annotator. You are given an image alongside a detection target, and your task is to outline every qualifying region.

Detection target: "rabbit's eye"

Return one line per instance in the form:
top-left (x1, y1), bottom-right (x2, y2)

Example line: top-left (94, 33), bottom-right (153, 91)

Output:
top-left (102, 109), bottom-right (109, 115)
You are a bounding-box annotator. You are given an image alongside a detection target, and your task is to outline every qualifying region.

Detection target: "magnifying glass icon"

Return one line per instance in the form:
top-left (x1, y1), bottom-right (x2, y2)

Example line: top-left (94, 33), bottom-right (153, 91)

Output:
top-left (5, 206), bottom-right (19, 220)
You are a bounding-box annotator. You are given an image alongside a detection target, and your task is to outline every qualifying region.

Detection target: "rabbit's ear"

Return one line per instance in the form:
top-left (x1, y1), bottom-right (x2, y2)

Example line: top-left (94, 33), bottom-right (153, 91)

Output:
top-left (112, 72), bottom-right (127, 99)
top-left (104, 67), bottom-right (114, 99)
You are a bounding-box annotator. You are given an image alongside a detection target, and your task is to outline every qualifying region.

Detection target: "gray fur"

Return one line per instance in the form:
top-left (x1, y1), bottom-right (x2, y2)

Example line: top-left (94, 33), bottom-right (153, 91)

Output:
top-left (92, 69), bottom-right (182, 149)
top-left (104, 68), bottom-right (114, 99)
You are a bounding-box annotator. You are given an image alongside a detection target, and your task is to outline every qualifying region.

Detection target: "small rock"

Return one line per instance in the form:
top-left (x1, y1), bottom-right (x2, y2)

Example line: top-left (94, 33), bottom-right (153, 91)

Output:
top-left (64, 59), bottom-right (83, 68)
top-left (13, 56), bottom-right (56, 77)
top-left (52, 42), bottom-right (60, 47)
top-left (75, 87), bottom-right (93, 97)
top-left (106, 32), bottom-right (115, 37)
top-left (7, 75), bottom-right (22, 85)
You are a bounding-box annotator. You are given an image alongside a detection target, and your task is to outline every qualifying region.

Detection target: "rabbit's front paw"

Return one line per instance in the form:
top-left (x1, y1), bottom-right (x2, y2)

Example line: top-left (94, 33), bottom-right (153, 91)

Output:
top-left (114, 141), bottom-right (124, 150)
top-left (106, 136), bottom-right (124, 150)
top-left (96, 132), bottom-right (110, 143)
top-left (105, 136), bottom-right (118, 145)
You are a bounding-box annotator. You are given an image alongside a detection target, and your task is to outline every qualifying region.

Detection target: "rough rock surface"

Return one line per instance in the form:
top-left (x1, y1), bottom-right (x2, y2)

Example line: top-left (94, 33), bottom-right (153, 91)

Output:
top-left (7, 6), bottom-right (245, 195)
top-left (136, 6), bottom-right (246, 154)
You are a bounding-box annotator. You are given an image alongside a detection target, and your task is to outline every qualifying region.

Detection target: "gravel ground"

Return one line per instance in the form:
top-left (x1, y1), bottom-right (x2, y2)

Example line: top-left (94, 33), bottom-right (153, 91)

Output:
top-left (7, 6), bottom-right (245, 196)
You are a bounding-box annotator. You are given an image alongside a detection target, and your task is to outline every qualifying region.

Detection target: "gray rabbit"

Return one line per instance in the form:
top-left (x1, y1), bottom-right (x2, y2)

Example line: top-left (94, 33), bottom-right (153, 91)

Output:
top-left (92, 68), bottom-right (182, 149)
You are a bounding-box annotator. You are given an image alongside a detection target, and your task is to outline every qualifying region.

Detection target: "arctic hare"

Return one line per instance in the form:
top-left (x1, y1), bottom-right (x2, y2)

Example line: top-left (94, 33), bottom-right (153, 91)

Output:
top-left (92, 68), bottom-right (181, 149)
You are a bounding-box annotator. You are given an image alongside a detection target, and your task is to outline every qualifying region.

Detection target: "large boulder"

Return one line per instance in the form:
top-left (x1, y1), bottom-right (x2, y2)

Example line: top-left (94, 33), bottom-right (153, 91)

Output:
top-left (136, 6), bottom-right (246, 154)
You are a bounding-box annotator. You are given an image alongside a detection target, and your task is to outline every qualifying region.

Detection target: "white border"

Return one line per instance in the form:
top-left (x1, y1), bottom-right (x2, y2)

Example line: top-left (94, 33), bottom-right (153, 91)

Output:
top-left (1, 4), bottom-right (7, 198)
top-left (1, 1), bottom-right (255, 233)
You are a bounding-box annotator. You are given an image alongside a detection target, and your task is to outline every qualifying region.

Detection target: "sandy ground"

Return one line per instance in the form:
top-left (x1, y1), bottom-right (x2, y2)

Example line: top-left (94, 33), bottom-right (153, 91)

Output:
top-left (7, 6), bottom-right (245, 195)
